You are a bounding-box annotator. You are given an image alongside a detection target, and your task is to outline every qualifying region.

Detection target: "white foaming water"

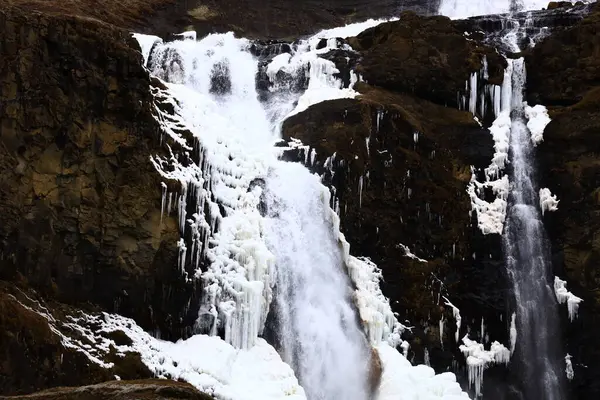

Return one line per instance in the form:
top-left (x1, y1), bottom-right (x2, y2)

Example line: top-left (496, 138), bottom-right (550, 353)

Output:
top-left (137, 17), bottom-right (472, 400)
top-left (439, 0), bottom-right (583, 18)
top-left (264, 164), bottom-right (371, 400)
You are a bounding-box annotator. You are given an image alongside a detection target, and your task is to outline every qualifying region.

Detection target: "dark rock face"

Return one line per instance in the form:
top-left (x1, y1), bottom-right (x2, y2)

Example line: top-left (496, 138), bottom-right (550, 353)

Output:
top-left (350, 12), bottom-right (506, 107)
top-left (0, 7), bottom-right (200, 393)
top-left (527, 3), bottom-right (600, 106)
top-left (527, 5), bottom-right (600, 399)
top-left (0, 380), bottom-right (212, 400)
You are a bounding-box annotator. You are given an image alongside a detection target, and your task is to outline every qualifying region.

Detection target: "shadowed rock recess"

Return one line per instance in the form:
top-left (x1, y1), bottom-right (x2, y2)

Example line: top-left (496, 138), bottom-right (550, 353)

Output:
top-left (0, 0), bottom-right (599, 399)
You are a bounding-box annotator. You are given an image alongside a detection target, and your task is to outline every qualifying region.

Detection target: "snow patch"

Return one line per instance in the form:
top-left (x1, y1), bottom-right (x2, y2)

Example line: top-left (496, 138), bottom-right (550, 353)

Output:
top-left (71, 312), bottom-right (306, 400)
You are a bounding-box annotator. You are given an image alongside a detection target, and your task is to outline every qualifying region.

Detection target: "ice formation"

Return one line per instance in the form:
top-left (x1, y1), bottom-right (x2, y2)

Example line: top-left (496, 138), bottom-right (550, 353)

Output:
top-left (554, 277), bottom-right (583, 321)
top-left (265, 18), bottom-right (396, 119)
top-left (525, 103), bottom-right (551, 146)
top-left (465, 59), bottom-right (514, 235)
top-left (397, 243), bottom-right (428, 263)
top-left (130, 14), bottom-right (478, 398)
top-left (539, 188), bottom-right (559, 215)
top-left (442, 297), bottom-right (462, 343)
top-left (459, 335), bottom-right (511, 397)
top-left (509, 313), bottom-right (517, 355)
top-left (377, 343), bottom-right (470, 400)
top-left (565, 354), bottom-right (574, 380)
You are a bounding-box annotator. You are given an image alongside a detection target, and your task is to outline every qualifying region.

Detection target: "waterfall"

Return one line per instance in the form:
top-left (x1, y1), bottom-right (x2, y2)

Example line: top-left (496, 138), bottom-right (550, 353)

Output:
top-left (501, 32), bottom-right (566, 400)
top-left (146, 31), bottom-right (374, 398)
top-left (140, 16), bottom-right (472, 399)
top-left (438, 0), bottom-right (571, 396)
top-left (264, 163), bottom-right (371, 400)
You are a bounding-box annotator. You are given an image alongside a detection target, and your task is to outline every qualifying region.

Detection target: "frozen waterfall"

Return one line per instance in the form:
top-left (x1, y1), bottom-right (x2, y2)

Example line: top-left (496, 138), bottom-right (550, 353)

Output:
top-left (139, 18), bottom-right (469, 400)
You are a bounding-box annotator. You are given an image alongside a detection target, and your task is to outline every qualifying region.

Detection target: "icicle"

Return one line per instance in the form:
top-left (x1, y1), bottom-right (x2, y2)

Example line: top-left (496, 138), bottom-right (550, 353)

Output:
top-left (510, 313), bottom-right (517, 355)
top-left (160, 182), bottom-right (167, 224)
top-left (358, 175), bottom-right (364, 208)
top-left (443, 296), bottom-right (462, 343)
top-left (469, 72), bottom-right (478, 115)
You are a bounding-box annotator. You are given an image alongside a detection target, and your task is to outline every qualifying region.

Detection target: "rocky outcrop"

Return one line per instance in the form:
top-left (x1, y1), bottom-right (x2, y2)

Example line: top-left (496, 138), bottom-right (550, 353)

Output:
top-left (0, 380), bottom-right (212, 400)
top-left (527, 3), bottom-right (600, 399)
top-left (0, 5), bottom-right (202, 394)
top-left (351, 11), bottom-right (506, 107)
top-left (0, 282), bottom-right (153, 395)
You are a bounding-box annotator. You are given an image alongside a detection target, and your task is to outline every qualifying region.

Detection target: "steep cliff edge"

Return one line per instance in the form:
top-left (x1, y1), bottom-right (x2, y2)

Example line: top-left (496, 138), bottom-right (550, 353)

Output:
top-left (527, 3), bottom-right (600, 398)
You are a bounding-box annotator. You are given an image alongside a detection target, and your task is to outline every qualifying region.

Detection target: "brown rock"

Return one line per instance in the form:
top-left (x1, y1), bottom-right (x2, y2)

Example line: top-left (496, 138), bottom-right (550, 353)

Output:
top-left (0, 5), bottom-right (197, 382)
top-left (0, 380), bottom-right (212, 400)
top-left (351, 12), bottom-right (506, 107)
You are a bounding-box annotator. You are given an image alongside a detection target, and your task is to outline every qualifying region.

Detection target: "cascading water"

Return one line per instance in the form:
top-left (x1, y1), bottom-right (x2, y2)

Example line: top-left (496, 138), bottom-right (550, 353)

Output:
top-left (264, 164), bottom-right (371, 400)
top-left (503, 57), bottom-right (566, 400)
top-left (140, 16), bottom-right (471, 400)
top-left (500, 25), bottom-right (566, 400)
top-left (439, 0), bottom-right (576, 397)
top-left (142, 25), bottom-right (381, 400)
